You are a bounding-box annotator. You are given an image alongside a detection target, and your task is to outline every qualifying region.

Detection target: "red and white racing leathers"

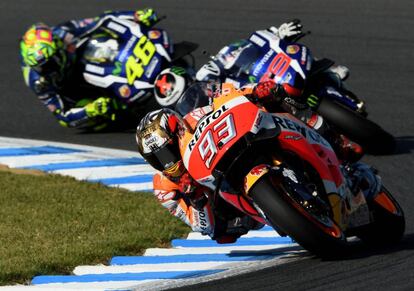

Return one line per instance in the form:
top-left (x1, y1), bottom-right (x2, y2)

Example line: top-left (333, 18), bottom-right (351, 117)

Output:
top-left (153, 172), bottom-right (216, 237)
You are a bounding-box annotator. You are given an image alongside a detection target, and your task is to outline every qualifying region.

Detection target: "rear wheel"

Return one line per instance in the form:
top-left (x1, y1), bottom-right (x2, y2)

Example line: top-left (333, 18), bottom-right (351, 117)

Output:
top-left (250, 173), bottom-right (348, 258)
top-left (316, 97), bottom-right (396, 155)
top-left (356, 187), bottom-right (405, 246)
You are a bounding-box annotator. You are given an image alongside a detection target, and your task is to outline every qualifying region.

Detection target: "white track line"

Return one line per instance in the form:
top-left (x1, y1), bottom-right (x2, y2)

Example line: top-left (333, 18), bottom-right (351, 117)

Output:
top-left (144, 244), bottom-right (297, 256)
top-left (7, 280), bottom-right (154, 290)
top-left (0, 153), bottom-right (110, 168)
top-left (53, 165), bottom-right (154, 180)
top-left (0, 137), bottom-right (139, 158)
top-left (187, 230), bottom-right (279, 240)
top-left (73, 261), bottom-right (241, 275)
top-left (117, 183), bottom-right (154, 191)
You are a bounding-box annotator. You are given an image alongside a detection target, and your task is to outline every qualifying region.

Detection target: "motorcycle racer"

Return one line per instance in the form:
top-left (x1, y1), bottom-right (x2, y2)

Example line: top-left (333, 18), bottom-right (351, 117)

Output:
top-left (20, 8), bottom-right (186, 131)
top-left (196, 19), bottom-right (349, 88)
top-left (136, 80), bottom-right (368, 243)
top-left (136, 83), bottom-right (274, 243)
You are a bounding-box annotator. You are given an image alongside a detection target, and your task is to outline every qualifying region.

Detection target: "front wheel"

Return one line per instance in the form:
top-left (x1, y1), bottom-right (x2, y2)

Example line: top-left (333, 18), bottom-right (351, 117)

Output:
top-left (316, 97), bottom-right (396, 155)
top-left (250, 173), bottom-right (348, 258)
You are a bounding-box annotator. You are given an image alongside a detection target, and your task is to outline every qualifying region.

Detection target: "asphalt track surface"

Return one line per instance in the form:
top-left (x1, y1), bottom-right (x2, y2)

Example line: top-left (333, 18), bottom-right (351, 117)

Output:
top-left (1, 0), bottom-right (414, 290)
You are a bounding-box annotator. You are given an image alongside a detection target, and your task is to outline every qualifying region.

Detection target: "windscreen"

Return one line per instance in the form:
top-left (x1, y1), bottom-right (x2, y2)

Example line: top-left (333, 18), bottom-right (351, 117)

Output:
top-left (175, 82), bottom-right (212, 116)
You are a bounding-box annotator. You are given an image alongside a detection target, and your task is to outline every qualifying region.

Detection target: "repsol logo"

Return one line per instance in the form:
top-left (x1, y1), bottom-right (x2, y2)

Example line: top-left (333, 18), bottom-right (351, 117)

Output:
top-left (272, 116), bottom-right (330, 147)
top-left (188, 104), bottom-right (229, 151)
top-left (199, 211), bottom-right (207, 228)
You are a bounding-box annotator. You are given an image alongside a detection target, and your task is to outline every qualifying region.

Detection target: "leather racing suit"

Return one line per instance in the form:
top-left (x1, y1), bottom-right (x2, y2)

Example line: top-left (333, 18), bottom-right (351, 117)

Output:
top-left (21, 9), bottom-right (160, 130)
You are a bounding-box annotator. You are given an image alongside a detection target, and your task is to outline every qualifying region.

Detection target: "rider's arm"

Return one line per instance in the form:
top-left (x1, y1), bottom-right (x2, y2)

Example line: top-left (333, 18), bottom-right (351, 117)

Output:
top-left (196, 42), bottom-right (244, 82)
top-left (53, 8), bottom-right (158, 44)
top-left (267, 20), bottom-right (303, 40)
top-left (197, 21), bottom-right (303, 82)
top-left (23, 67), bottom-right (112, 129)
top-left (196, 58), bottom-right (225, 82)
top-left (153, 173), bottom-right (215, 236)
top-left (247, 81), bottom-right (285, 110)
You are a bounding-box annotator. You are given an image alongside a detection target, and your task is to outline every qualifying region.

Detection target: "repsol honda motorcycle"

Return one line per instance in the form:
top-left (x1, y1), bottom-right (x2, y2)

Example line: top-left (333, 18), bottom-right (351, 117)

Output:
top-left (196, 28), bottom-right (395, 154)
top-left (175, 82), bottom-right (404, 257)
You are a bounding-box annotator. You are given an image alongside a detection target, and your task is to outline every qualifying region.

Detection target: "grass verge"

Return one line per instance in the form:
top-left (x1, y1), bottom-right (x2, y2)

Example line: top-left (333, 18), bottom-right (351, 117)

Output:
top-left (0, 170), bottom-right (189, 285)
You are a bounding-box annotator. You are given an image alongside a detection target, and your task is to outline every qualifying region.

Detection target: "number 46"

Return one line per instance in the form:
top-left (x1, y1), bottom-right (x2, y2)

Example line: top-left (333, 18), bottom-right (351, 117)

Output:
top-left (126, 35), bottom-right (156, 85)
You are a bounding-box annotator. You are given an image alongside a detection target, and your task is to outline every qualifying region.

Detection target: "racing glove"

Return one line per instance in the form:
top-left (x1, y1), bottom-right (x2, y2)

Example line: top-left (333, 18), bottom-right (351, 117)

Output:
top-left (178, 173), bottom-right (209, 210)
top-left (178, 172), bottom-right (197, 194)
top-left (253, 81), bottom-right (285, 103)
top-left (134, 8), bottom-right (158, 27)
top-left (85, 97), bottom-right (112, 118)
top-left (269, 19), bottom-right (303, 40)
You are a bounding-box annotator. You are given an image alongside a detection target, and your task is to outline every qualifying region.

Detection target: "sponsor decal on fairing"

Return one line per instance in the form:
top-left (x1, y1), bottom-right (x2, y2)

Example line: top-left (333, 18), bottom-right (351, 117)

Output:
top-left (272, 115), bottom-right (331, 148)
top-left (107, 21), bottom-right (127, 34)
top-left (85, 64), bottom-right (105, 75)
top-left (286, 45), bottom-right (300, 55)
top-left (252, 50), bottom-right (274, 77)
top-left (148, 30), bottom-right (161, 40)
top-left (118, 84), bottom-right (131, 98)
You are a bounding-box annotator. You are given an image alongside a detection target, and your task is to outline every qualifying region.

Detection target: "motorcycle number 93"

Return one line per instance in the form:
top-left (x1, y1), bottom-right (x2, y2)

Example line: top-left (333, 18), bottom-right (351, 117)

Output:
top-left (198, 113), bottom-right (237, 169)
top-left (125, 35), bottom-right (156, 85)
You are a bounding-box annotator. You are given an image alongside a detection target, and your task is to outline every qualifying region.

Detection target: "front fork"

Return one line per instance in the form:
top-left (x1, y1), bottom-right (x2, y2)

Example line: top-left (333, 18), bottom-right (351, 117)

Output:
top-left (242, 164), bottom-right (286, 235)
top-left (243, 163), bottom-right (332, 226)
top-left (243, 162), bottom-right (372, 232)
top-left (243, 163), bottom-right (345, 237)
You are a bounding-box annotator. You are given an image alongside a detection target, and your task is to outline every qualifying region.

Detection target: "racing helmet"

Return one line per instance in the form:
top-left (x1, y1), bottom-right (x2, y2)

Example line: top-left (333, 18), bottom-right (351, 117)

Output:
top-left (20, 23), bottom-right (66, 75)
top-left (154, 67), bottom-right (193, 107)
top-left (136, 108), bottom-right (186, 178)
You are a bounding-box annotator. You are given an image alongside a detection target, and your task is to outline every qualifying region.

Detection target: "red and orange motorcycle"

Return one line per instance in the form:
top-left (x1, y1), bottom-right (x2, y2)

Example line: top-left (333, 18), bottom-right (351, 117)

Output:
top-left (175, 82), bottom-right (405, 257)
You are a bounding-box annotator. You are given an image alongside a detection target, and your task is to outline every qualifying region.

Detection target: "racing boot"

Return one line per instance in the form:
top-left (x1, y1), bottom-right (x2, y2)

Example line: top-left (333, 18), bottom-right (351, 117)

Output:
top-left (215, 216), bottom-right (264, 244)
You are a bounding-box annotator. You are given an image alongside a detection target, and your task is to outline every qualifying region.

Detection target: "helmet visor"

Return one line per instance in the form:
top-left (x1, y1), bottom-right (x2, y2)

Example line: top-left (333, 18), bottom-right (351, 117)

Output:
top-left (33, 54), bottom-right (63, 74)
top-left (143, 140), bottom-right (181, 172)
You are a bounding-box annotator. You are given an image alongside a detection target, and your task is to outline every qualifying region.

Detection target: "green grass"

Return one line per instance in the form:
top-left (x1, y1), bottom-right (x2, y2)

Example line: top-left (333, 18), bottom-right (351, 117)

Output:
top-left (0, 170), bottom-right (189, 285)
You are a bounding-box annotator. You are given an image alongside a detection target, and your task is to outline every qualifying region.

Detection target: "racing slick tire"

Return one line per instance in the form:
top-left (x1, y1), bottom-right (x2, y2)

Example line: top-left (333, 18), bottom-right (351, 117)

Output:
top-left (250, 173), bottom-right (348, 258)
top-left (316, 97), bottom-right (396, 155)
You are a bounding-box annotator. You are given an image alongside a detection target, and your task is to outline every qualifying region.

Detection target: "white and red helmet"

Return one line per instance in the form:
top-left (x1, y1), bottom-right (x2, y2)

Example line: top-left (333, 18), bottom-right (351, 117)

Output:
top-left (154, 67), bottom-right (193, 107)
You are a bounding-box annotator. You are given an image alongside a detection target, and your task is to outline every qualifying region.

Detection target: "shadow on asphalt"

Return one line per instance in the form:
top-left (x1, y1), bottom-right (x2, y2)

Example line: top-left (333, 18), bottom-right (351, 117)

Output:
top-left (315, 233), bottom-right (414, 262)
top-left (394, 136), bottom-right (414, 154)
top-left (219, 233), bottom-right (414, 262)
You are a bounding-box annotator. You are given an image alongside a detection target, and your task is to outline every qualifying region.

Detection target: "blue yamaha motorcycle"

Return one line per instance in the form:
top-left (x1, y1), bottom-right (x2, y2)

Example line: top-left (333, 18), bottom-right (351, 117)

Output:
top-left (76, 15), bottom-right (197, 129)
top-left (196, 29), bottom-right (395, 155)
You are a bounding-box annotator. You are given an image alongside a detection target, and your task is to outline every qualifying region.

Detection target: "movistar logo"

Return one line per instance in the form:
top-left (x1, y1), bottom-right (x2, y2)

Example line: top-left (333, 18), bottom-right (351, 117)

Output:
top-left (112, 61), bottom-right (122, 76)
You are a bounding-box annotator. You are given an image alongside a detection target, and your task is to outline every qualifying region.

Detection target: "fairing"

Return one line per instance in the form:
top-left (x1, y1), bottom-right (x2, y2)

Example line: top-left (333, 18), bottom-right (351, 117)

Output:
top-left (223, 29), bottom-right (360, 110)
top-left (80, 17), bottom-right (172, 104)
top-left (177, 83), bottom-right (346, 221)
